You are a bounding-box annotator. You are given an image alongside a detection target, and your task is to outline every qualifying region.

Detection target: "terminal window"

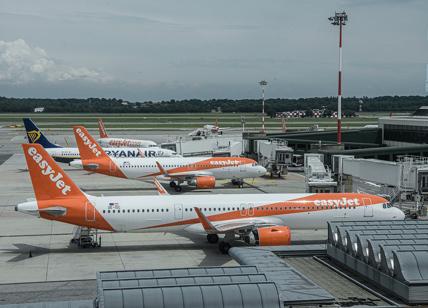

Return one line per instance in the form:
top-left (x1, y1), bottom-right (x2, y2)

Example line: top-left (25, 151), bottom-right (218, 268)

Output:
top-left (384, 124), bottom-right (428, 144)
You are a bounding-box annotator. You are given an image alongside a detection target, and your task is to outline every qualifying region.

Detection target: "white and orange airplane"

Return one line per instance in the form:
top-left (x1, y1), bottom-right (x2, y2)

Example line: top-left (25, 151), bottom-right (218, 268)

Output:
top-left (97, 118), bottom-right (157, 148)
top-left (17, 143), bottom-right (405, 253)
top-left (70, 126), bottom-right (265, 191)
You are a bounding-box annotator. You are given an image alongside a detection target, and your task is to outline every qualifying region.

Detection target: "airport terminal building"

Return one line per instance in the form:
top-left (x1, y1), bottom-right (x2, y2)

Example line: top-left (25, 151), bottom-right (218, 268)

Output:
top-left (380, 107), bottom-right (428, 146)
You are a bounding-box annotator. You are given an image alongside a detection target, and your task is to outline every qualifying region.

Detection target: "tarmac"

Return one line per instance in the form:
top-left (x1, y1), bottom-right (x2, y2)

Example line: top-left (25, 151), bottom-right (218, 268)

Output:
top-left (0, 126), bottom-right (328, 304)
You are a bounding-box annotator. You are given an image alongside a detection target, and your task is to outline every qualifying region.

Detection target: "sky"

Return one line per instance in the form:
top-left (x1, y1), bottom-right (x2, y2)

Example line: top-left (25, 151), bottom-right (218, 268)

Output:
top-left (0, 0), bottom-right (427, 101)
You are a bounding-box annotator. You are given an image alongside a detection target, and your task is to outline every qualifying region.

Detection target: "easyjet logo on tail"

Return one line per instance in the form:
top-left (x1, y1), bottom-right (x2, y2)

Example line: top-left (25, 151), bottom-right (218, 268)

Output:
top-left (314, 198), bottom-right (360, 207)
top-left (75, 128), bottom-right (102, 157)
top-left (28, 146), bottom-right (71, 195)
top-left (27, 130), bottom-right (41, 143)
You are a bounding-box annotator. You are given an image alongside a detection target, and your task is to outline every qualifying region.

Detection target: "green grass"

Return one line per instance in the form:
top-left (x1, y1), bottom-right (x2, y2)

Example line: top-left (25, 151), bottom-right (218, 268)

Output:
top-left (0, 112), bottom-right (378, 130)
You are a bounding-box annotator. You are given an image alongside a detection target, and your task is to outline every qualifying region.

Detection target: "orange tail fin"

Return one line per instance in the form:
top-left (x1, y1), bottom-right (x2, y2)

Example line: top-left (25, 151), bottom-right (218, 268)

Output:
top-left (73, 126), bottom-right (126, 178)
top-left (22, 144), bottom-right (84, 200)
top-left (98, 118), bottom-right (108, 138)
top-left (73, 126), bottom-right (109, 160)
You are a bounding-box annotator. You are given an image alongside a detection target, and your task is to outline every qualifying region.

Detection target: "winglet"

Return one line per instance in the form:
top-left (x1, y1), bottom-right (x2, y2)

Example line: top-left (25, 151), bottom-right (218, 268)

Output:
top-left (194, 207), bottom-right (218, 234)
top-left (98, 119), bottom-right (109, 138)
top-left (155, 161), bottom-right (168, 176)
top-left (153, 178), bottom-right (169, 195)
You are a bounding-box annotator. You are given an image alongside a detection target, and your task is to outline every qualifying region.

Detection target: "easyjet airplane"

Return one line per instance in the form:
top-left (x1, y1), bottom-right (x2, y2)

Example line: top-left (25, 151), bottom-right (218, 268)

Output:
top-left (70, 126), bottom-right (265, 191)
top-left (23, 118), bottom-right (178, 163)
top-left (97, 118), bottom-right (157, 148)
top-left (17, 144), bottom-right (405, 253)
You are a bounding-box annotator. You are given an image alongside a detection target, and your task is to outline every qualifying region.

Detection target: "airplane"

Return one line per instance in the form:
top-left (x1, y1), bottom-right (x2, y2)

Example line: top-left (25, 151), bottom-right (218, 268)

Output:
top-left (70, 126), bottom-right (266, 191)
top-left (188, 119), bottom-right (230, 138)
top-left (16, 143), bottom-right (405, 253)
top-left (97, 118), bottom-right (157, 148)
top-left (23, 118), bottom-right (178, 163)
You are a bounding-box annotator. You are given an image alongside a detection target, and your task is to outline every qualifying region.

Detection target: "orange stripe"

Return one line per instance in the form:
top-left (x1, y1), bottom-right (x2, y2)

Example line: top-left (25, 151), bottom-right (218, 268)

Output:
top-left (141, 193), bottom-right (385, 230)
top-left (139, 157), bottom-right (255, 178)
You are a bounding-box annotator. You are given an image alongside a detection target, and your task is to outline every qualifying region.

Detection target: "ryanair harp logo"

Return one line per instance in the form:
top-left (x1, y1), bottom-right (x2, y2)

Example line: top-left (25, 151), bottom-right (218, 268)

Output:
top-left (27, 130), bottom-right (41, 143)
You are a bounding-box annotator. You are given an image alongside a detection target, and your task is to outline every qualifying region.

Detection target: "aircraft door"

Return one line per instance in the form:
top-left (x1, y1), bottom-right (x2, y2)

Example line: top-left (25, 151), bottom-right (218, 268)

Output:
top-left (85, 202), bottom-right (96, 222)
top-left (109, 161), bottom-right (117, 173)
top-left (363, 198), bottom-right (373, 217)
top-left (174, 204), bottom-right (183, 219)
top-left (240, 203), bottom-right (255, 217)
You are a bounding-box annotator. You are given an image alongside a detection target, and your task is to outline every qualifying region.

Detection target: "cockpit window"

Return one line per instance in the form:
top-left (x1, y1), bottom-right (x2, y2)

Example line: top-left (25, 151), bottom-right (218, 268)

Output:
top-left (383, 202), bottom-right (392, 209)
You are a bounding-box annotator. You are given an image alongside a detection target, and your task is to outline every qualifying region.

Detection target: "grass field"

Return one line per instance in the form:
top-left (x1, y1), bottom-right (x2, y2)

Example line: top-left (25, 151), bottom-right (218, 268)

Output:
top-left (0, 112), bottom-right (402, 130)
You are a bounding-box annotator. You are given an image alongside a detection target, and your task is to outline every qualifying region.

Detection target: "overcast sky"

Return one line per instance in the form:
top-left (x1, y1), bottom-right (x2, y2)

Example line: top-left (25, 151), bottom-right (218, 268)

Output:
top-left (0, 0), bottom-right (427, 101)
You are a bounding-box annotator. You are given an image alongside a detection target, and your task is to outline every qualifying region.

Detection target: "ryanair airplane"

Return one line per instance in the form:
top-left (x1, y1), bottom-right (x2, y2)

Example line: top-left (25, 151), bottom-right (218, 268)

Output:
top-left (23, 118), bottom-right (178, 163)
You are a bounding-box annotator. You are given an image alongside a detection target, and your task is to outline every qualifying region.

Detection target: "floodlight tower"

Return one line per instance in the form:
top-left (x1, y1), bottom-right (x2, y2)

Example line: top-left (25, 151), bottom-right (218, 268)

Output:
top-left (329, 11), bottom-right (348, 144)
top-left (259, 80), bottom-right (268, 133)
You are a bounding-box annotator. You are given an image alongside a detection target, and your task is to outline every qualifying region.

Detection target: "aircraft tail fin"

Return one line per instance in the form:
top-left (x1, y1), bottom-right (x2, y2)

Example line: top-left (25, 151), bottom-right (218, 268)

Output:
top-left (98, 119), bottom-right (109, 138)
top-left (23, 118), bottom-right (61, 149)
top-left (73, 126), bottom-right (109, 160)
top-left (73, 126), bottom-right (126, 178)
top-left (22, 144), bottom-right (83, 200)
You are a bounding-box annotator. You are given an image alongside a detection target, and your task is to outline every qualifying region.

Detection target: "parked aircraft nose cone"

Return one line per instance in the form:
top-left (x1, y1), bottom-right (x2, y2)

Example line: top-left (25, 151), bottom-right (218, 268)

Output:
top-left (258, 166), bottom-right (267, 175)
top-left (393, 207), bottom-right (405, 220)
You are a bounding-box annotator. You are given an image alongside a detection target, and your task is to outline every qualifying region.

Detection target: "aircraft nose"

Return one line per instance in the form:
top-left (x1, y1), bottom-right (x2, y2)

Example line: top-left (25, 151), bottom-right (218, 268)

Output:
top-left (16, 201), bottom-right (39, 216)
top-left (392, 207), bottom-right (405, 220)
top-left (258, 166), bottom-right (267, 175)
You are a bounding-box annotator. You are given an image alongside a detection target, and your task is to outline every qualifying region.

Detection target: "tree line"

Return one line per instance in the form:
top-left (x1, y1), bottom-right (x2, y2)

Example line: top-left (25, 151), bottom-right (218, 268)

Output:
top-left (0, 96), bottom-right (427, 114)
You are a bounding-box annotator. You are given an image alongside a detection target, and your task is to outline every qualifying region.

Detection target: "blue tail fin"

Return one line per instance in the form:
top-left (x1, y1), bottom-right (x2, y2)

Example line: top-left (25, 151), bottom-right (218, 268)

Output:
top-left (23, 118), bottom-right (61, 148)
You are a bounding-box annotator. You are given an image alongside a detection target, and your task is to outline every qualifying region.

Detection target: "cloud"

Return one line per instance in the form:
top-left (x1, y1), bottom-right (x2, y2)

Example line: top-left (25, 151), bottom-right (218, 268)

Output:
top-left (0, 39), bottom-right (108, 84)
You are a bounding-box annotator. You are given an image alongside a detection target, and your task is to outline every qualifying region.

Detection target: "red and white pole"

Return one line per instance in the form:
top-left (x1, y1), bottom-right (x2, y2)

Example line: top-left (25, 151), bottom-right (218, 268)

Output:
top-left (337, 18), bottom-right (343, 144)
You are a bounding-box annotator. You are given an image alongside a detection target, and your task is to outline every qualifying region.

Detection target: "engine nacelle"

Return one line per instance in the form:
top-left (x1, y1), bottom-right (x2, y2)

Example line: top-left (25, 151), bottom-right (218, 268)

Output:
top-left (189, 176), bottom-right (216, 189)
top-left (252, 226), bottom-right (291, 246)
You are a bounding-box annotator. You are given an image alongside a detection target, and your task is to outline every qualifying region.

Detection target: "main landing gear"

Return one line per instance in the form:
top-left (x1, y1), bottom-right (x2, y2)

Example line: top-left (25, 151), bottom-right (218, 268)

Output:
top-left (218, 241), bottom-right (231, 254)
top-left (231, 179), bottom-right (244, 188)
top-left (169, 181), bottom-right (182, 192)
top-left (207, 234), bottom-right (219, 244)
top-left (217, 233), bottom-right (234, 254)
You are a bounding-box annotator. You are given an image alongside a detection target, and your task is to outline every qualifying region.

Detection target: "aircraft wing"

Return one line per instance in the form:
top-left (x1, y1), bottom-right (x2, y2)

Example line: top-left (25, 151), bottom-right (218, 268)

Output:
top-left (192, 207), bottom-right (274, 234)
top-left (153, 178), bottom-right (169, 195)
top-left (154, 161), bottom-right (213, 179)
top-left (166, 170), bottom-right (213, 178)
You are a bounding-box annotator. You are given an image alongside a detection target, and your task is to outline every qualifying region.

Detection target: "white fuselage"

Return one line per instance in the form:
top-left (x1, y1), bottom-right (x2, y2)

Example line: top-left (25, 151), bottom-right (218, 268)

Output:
top-left (71, 156), bottom-right (266, 180)
top-left (98, 138), bottom-right (157, 148)
top-left (46, 147), bottom-right (178, 163)
top-left (85, 193), bottom-right (404, 232)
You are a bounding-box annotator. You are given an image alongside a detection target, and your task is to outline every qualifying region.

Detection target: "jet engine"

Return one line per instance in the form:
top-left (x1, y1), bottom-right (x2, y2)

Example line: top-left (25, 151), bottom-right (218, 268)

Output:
top-left (245, 226), bottom-right (291, 246)
top-left (189, 176), bottom-right (216, 189)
